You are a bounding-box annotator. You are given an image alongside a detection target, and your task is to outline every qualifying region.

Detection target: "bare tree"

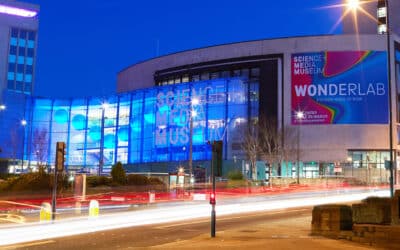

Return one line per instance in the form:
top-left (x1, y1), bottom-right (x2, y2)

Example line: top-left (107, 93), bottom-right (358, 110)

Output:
top-left (8, 127), bottom-right (21, 172)
top-left (241, 120), bottom-right (261, 180)
top-left (259, 119), bottom-right (300, 181)
top-left (32, 128), bottom-right (49, 172)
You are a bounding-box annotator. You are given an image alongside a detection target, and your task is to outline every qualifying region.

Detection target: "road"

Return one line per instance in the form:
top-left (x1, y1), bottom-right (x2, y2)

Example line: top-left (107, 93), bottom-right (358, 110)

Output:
top-left (1, 206), bottom-right (379, 250)
top-left (1, 188), bottom-right (388, 249)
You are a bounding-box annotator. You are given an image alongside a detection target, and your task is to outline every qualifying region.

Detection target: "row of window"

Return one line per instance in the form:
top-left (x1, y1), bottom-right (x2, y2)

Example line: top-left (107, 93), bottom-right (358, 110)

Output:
top-left (157, 67), bottom-right (260, 86)
top-left (11, 28), bottom-right (36, 40)
top-left (7, 28), bottom-right (36, 94)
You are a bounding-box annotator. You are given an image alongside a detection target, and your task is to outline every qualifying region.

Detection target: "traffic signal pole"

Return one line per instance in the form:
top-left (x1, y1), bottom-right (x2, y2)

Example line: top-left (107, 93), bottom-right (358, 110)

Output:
top-left (51, 165), bottom-right (58, 221)
top-left (52, 142), bottom-right (66, 221)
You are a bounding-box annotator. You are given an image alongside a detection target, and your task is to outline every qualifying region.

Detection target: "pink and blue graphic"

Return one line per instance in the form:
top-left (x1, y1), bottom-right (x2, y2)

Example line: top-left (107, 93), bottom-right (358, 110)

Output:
top-left (291, 51), bottom-right (388, 125)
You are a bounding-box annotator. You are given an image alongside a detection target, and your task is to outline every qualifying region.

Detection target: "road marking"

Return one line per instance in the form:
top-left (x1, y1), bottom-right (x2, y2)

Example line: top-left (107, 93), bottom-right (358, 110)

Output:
top-left (154, 208), bottom-right (309, 229)
top-left (2, 240), bottom-right (55, 249)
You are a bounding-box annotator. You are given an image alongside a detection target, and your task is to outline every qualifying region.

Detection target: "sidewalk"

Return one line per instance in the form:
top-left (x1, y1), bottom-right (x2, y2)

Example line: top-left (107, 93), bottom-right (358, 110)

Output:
top-left (151, 215), bottom-right (387, 250)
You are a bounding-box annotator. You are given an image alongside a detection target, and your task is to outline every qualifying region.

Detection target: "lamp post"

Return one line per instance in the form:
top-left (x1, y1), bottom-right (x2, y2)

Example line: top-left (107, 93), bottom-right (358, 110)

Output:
top-left (20, 119), bottom-right (27, 173)
top-left (188, 97), bottom-right (199, 185)
top-left (384, 0), bottom-right (395, 197)
top-left (295, 111), bottom-right (304, 184)
top-left (345, 0), bottom-right (394, 196)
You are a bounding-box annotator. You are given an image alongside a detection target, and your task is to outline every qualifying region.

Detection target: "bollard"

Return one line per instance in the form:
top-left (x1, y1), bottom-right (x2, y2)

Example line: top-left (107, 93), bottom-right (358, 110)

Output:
top-left (40, 202), bottom-right (52, 222)
top-left (149, 192), bottom-right (155, 203)
top-left (75, 201), bottom-right (81, 215)
top-left (89, 200), bottom-right (99, 218)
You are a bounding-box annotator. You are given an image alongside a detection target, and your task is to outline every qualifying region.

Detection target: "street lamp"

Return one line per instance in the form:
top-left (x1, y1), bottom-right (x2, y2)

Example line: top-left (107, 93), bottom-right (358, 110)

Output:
top-left (188, 97), bottom-right (199, 184)
top-left (99, 102), bottom-right (108, 176)
top-left (347, 0), bottom-right (360, 11)
top-left (0, 104), bottom-right (5, 110)
top-left (20, 119), bottom-right (27, 173)
top-left (343, 0), bottom-right (394, 196)
top-left (383, 0), bottom-right (395, 197)
top-left (295, 111), bottom-right (304, 184)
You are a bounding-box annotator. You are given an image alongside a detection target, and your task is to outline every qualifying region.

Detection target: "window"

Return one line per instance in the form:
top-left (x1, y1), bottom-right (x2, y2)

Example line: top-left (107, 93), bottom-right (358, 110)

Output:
top-left (9, 45), bottom-right (17, 55)
top-left (18, 46), bottom-right (26, 56)
top-left (25, 74), bottom-right (32, 82)
top-left (26, 65), bottom-right (33, 74)
top-left (27, 48), bottom-right (34, 57)
top-left (210, 72), bottom-right (219, 79)
top-left (192, 75), bottom-right (200, 82)
top-left (24, 82), bottom-right (32, 93)
top-left (19, 38), bottom-right (26, 47)
top-left (10, 37), bottom-right (17, 46)
top-left (250, 67), bottom-right (260, 77)
top-left (27, 40), bottom-right (35, 48)
top-left (7, 80), bottom-right (14, 89)
top-left (16, 73), bottom-right (23, 81)
top-left (17, 64), bottom-right (24, 73)
top-left (377, 7), bottom-right (386, 18)
top-left (378, 24), bottom-right (387, 34)
top-left (19, 30), bottom-right (27, 39)
top-left (7, 72), bottom-right (15, 80)
top-left (182, 75), bottom-right (189, 82)
top-left (200, 72), bottom-right (210, 80)
top-left (17, 56), bottom-right (24, 64)
top-left (16, 81), bottom-right (23, 91)
top-left (8, 55), bottom-right (16, 63)
top-left (28, 31), bottom-right (35, 40)
top-left (26, 57), bottom-right (33, 65)
top-left (8, 62), bottom-right (16, 72)
top-left (11, 28), bottom-right (18, 38)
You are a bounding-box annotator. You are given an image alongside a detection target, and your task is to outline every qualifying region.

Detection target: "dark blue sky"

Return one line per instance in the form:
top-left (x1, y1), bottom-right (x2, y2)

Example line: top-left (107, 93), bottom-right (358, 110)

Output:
top-left (23, 0), bottom-right (342, 98)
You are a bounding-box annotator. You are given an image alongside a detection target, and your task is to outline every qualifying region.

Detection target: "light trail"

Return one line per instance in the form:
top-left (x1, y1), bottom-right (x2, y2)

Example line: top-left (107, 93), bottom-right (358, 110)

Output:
top-left (0, 189), bottom-right (389, 246)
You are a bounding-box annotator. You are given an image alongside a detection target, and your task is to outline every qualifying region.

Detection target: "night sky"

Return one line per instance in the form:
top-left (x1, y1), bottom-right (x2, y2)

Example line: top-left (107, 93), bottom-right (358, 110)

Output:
top-left (22, 0), bottom-right (342, 99)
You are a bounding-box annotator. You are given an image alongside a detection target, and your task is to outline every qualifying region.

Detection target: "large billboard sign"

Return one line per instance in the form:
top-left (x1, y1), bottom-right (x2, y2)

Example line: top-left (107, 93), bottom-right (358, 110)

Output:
top-left (291, 51), bottom-right (388, 125)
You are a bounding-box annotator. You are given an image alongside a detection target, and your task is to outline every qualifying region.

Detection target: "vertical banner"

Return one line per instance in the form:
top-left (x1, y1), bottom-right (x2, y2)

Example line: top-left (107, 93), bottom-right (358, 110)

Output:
top-left (291, 51), bottom-right (388, 125)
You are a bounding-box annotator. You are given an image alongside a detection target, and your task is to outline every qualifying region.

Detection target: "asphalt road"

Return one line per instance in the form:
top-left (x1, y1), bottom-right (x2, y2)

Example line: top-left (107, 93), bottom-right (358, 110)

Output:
top-left (3, 207), bottom-right (311, 249)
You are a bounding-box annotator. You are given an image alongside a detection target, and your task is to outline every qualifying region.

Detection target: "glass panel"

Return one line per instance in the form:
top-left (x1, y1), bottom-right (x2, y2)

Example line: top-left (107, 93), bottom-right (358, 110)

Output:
top-left (10, 37), bottom-right (17, 46)
top-left (19, 38), bottom-right (26, 47)
top-left (26, 57), bottom-right (33, 65)
top-left (17, 56), bottom-right (24, 64)
top-left (11, 28), bottom-right (18, 38)
top-left (9, 45), bottom-right (17, 55)
top-left (8, 55), bottom-right (16, 63)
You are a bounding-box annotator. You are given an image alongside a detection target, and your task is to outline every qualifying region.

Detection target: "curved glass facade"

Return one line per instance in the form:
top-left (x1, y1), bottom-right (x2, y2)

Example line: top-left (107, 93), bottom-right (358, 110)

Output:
top-left (24, 77), bottom-right (259, 173)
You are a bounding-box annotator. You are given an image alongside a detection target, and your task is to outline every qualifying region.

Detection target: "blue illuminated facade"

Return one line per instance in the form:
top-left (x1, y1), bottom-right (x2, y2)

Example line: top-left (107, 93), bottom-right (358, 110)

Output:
top-left (24, 77), bottom-right (258, 173)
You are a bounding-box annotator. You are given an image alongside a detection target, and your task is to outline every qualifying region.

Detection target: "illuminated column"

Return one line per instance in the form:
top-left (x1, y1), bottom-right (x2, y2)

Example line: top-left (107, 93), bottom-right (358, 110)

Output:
top-left (295, 111), bottom-right (304, 184)
top-left (21, 119), bottom-right (27, 173)
top-left (189, 97), bottom-right (199, 184)
top-left (99, 102), bottom-right (108, 175)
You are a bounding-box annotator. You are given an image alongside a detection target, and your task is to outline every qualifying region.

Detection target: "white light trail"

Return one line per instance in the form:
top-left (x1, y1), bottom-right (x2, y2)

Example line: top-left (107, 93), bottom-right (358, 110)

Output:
top-left (0, 189), bottom-right (389, 246)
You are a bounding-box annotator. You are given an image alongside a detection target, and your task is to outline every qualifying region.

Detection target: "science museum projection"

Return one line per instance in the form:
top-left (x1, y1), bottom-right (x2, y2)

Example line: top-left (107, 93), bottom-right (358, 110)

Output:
top-left (25, 77), bottom-right (258, 172)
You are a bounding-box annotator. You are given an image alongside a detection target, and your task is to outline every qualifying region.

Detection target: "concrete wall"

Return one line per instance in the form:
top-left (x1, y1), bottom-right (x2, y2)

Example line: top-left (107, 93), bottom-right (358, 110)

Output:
top-left (0, 0), bottom-right (39, 104)
top-left (117, 34), bottom-right (396, 164)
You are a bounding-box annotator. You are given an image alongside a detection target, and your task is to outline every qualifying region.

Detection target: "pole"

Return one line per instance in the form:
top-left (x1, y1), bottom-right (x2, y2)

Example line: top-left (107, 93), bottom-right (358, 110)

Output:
top-left (189, 114), bottom-right (193, 183)
top-left (211, 142), bottom-right (216, 238)
top-left (51, 165), bottom-right (58, 221)
top-left (296, 120), bottom-right (300, 184)
top-left (99, 107), bottom-right (105, 176)
top-left (385, 0), bottom-right (394, 197)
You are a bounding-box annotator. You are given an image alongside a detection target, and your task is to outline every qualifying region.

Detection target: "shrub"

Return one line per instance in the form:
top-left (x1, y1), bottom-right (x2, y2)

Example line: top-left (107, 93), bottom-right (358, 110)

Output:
top-left (111, 162), bottom-right (126, 185)
top-left (86, 176), bottom-right (112, 187)
top-left (10, 172), bottom-right (51, 191)
top-left (148, 177), bottom-right (164, 185)
top-left (228, 170), bottom-right (244, 180)
top-left (126, 174), bottom-right (149, 185)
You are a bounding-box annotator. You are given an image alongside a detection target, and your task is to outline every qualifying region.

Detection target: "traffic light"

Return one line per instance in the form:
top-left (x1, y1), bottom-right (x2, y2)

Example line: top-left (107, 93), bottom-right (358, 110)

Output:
top-left (55, 142), bottom-right (66, 172)
top-left (212, 140), bottom-right (223, 176)
top-left (210, 192), bottom-right (216, 205)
